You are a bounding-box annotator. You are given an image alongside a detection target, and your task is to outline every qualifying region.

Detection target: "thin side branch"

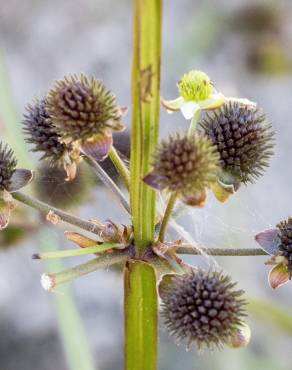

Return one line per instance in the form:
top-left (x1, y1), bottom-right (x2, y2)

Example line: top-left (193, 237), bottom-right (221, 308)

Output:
top-left (109, 146), bottom-right (130, 189)
top-left (83, 154), bottom-right (131, 214)
top-left (158, 192), bottom-right (177, 242)
top-left (176, 245), bottom-right (267, 256)
top-left (12, 191), bottom-right (104, 235)
top-left (42, 248), bottom-right (130, 291)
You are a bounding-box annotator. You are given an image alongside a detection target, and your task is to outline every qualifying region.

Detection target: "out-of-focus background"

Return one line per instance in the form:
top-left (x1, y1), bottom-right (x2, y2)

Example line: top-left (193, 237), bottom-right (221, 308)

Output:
top-left (1, 0), bottom-right (292, 369)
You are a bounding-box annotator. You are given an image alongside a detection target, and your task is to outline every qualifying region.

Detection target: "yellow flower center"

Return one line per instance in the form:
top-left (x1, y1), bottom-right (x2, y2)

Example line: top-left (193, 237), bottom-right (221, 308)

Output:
top-left (178, 70), bottom-right (214, 102)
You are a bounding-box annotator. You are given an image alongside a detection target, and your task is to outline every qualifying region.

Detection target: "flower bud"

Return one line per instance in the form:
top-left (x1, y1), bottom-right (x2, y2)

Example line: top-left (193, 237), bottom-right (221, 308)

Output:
top-left (159, 269), bottom-right (246, 350)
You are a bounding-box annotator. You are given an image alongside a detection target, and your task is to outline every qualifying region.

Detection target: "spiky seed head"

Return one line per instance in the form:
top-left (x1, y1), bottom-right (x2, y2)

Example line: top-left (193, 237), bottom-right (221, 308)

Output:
top-left (160, 269), bottom-right (246, 350)
top-left (46, 74), bottom-right (124, 143)
top-left (23, 98), bottom-right (71, 163)
top-left (200, 102), bottom-right (274, 183)
top-left (277, 217), bottom-right (292, 275)
top-left (178, 70), bottom-right (214, 102)
top-left (0, 143), bottom-right (17, 191)
top-left (147, 133), bottom-right (219, 197)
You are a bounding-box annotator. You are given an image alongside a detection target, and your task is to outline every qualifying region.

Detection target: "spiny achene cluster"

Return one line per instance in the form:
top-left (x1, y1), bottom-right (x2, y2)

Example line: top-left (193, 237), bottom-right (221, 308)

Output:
top-left (200, 102), bottom-right (274, 183)
top-left (150, 133), bottom-right (219, 196)
top-left (277, 217), bottom-right (292, 275)
top-left (23, 98), bottom-right (71, 163)
top-left (160, 269), bottom-right (246, 350)
top-left (0, 143), bottom-right (17, 191)
top-left (46, 74), bottom-right (124, 143)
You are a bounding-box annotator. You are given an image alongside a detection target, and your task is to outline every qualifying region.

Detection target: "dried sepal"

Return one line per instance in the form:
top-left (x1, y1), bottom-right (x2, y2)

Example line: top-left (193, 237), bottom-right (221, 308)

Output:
top-left (182, 189), bottom-right (207, 207)
top-left (81, 132), bottom-right (113, 161)
top-left (64, 231), bottom-right (101, 248)
top-left (228, 323), bottom-right (251, 349)
top-left (254, 229), bottom-right (280, 255)
top-left (268, 263), bottom-right (290, 289)
top-left (8, 169), bottom-right (34, 192)
top-left (0, 190), bottom-right (16, 230)
top-left (89, 219), bottom-right (132, 244)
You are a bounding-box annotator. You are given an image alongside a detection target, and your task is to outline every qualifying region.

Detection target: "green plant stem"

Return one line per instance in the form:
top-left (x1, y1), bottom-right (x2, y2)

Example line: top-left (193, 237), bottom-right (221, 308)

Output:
top-left (83, 154), bottom-right (130, 214)
top-left (43, 249), bottom-right (130, 290)
top-left (109, 146), bottom-right (130, 189)
top-left (12, 191), bottom-right (103, 236)
top-left (130, 0), bottom-right (162, 251)
top-left (34, 243), bottom-right (125, 260)
top-left (176, 245), bottom-right (267, 256)
top-left (124, 261), bottom-right (158, 370)
top-left (126, 1), bottom-right (162, 370)
top-left (158, 192), bottom-right (177, 242)
top-left (188, 109), bottom-right (201, 136)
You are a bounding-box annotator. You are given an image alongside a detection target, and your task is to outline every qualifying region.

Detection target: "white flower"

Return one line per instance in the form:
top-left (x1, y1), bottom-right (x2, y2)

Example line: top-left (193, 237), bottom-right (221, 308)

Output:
top-left (161, 69), bottom-right (256, 121)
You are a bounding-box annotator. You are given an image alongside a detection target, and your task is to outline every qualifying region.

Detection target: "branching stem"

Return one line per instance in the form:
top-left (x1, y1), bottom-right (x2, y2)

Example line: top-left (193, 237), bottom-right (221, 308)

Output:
top-left (12, 191), bottom-right (103, 235)
top-left (158, 192), bottom-right (177, 242)
top-left (176, 245), bottom-right (267, 256)
top-left (109, 146), bottom-right (130, 189)
top-left (83, 154), bottom-right (130, 214)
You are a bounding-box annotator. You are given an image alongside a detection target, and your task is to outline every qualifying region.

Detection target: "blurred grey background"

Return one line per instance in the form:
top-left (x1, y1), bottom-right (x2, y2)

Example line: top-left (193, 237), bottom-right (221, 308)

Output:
top-left (1, 0), bottom-right (292, 369)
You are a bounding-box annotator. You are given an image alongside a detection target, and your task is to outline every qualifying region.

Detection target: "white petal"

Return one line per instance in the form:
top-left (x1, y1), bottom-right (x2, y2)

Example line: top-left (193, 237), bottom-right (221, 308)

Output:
top-left (180, 102), bottom-right (200, 120)
top-left (161, 97), bottom-right (185, 113)
top-left (199, 92), bottom-right (225, 110)
top-left (226, 97), bottom-right (257, 107)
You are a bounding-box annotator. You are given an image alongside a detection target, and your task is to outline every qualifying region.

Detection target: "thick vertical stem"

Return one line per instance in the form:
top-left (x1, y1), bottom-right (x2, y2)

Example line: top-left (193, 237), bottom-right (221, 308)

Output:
top-left (130, 0), bottom-right (162, 251)
top-left (125, 1), bottom-right (162, 369)
top-left (124, 261), bottom-right (158, 370)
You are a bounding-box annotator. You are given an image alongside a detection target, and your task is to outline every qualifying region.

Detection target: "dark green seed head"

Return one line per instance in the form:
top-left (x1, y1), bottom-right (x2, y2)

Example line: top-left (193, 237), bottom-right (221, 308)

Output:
top-left (151, 133), bottom-right (219, 196)
top-left (46, 74), bottom-right (124, 143)
top-left (160, 269), bottom-right (246, 350)
top-left (200, 102), bottom-right (274, 183)
top-left (23, 98), bottom-right (70, 164)
top-left (0, 143), bottom-right (17, 191)
top-left (277, 217), bottom-right (292, 274)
